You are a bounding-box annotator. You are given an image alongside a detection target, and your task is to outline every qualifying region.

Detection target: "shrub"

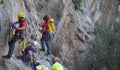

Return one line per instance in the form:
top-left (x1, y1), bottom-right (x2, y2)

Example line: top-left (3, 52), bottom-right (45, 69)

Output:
top-left (89, 22), bottom-right (120, 70)
top-left (72, 0), bottom-right (82, 10)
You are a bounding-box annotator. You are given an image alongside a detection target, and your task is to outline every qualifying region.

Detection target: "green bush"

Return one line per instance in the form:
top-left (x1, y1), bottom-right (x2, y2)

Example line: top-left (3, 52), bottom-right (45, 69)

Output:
top-left (90, 22), bottom-right (120, 70)
top-left (72, 0), bottom-right (82, 10)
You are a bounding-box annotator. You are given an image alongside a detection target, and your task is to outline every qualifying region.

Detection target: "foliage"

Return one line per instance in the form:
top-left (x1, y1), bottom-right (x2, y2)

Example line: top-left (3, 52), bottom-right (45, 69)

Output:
top-left (72, 0), bottom-right (82, 10)
top-left (90, 22), bottom-right (120, 70)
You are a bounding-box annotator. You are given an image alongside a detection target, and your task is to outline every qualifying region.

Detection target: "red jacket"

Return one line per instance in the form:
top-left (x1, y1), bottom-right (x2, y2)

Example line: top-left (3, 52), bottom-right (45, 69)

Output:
top-left (42, 21), bottom-right (48, 34)
top-left (17, 20), bottom-right (27, 33)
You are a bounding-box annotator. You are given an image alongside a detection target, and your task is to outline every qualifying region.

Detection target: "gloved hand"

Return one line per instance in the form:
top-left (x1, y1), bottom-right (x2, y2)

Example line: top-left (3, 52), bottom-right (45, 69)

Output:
top-left (49, 32), bottom-right (52, 35)
top-left (52, 32), bottom-right (55, 36)
top-left (52, 32), bottom-right (55, 35)
top-left (11, 23), bottom-right (17, 29)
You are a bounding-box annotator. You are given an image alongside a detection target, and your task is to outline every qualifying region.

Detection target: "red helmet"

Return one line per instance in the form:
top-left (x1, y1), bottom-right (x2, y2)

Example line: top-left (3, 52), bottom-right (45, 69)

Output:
top-left (52, 56), bottom-right (59, 61)
top-left (44, 14), bottom-right (50, 20)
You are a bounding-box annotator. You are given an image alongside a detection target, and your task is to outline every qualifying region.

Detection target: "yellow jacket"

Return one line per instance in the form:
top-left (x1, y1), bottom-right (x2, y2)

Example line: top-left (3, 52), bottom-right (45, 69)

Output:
top-left (52, 62), bottom-right (63, 70)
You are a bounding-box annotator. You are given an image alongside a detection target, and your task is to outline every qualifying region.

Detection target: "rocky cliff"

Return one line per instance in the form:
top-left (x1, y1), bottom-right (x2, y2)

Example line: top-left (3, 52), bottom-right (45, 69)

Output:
top-left (0, 0), bottom-right (119, 70)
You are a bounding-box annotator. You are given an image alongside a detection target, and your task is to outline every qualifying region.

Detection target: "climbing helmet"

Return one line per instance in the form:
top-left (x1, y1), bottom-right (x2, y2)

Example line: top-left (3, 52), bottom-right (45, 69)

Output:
top-left (17, 12), bottom-right (25, 19)
top-left (48, 18), bottom-right (54, 23)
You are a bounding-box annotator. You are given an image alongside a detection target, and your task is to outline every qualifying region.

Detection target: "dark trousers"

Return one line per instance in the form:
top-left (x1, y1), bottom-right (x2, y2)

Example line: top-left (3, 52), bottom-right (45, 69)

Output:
top-left (7, 34), bottom-right (17, 57)
top-left (8, 32), bottom-right (24, 57)
top-left (41, 33), bottom-right (51, 54)
top-left (23, 53), bottom-right (30, 62)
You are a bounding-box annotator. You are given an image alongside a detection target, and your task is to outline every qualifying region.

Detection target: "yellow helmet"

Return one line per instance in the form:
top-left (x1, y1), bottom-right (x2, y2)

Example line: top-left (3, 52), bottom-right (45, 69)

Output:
top-left (26, 42), bottom-right (32, 47)
top-left (48, 18), bottom-right (54, 23)
top-left (17, 12), bottom-right (25, 18)
top-left (36, 65), bottom-right (49, 70)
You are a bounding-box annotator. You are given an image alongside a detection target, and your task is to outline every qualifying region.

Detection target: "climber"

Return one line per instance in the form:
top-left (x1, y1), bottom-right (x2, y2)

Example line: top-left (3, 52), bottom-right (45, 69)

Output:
top-left (40, 14), bottom-right (52, 55)
top-left (2, 12), bottom-right (27, 59)
top-left (22, 35), bottom-right (39, 64)
top-left (23, 43), bottom-right (36, 63)
top-left (52, 56), bottom-right (63, 70)
top-left (22, 42), bottom-right (40, 70)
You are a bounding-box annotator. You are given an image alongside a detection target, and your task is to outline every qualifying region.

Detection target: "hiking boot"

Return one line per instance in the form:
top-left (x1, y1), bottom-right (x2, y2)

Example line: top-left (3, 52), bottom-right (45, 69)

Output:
top-left (40, 49), bottom-right (45, 52)
top-left (45, 53), bottom-right (51, 55)
top-left (2, 55), bottom-right (11, 59)
top-left (16, 55), bottom-right (22, 59)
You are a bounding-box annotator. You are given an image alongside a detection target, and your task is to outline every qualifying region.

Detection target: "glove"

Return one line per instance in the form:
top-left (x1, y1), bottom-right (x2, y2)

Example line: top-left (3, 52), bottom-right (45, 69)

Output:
top-left (49, 32), bottom-right (52, 35)
top-left (11, 23), bottom-right (17, 29)
top-left (52, 32), bottom-right (55, 36)
top-left (52, 32), bottom-right (55, 35)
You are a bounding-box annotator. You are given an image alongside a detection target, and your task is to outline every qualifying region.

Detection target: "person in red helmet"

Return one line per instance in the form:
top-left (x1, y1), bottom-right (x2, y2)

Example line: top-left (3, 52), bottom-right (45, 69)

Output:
top-left (44, 14), bottom-right (51, 20)
top-left (40, 14), bottom-right (52, 55)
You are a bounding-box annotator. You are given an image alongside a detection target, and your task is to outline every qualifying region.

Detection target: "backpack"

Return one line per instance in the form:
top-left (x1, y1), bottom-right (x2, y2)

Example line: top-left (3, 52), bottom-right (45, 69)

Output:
top-left (21, 41), bottom-right (39, 52)
top-left (48, 18), bottom-right (56, 34)
top-left (8, 26), bottom-right (15, 42)
top-left (21, 41), bottom-right (32, 52)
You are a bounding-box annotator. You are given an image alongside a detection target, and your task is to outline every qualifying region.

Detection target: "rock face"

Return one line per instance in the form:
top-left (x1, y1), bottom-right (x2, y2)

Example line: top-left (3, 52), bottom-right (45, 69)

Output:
top-left (0, 0), bottom-right (119, 70)
top-left (52, 0), bottom-right (119, 70)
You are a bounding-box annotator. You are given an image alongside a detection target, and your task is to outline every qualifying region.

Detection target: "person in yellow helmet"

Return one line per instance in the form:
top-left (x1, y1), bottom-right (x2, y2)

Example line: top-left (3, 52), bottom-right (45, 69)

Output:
top-left (2, 12), bottom-right (27, 59)
top-left (52, 56), bottom-right (64, 70)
